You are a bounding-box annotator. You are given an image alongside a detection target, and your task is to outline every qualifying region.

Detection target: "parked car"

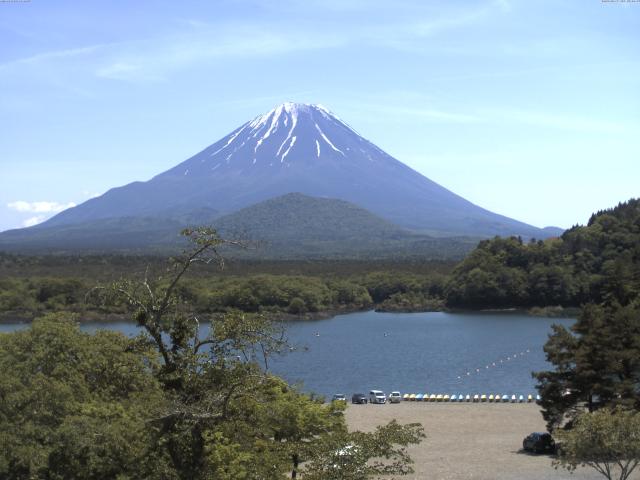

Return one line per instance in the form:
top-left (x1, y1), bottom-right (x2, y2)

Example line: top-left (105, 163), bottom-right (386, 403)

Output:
top-left (523, 432), bottom-right (556, 454)
top-left (389, 391), bottom-right (402, 403)
top-left (369, 390), bottom-right (387, 404)
top-left (332, 393), bottom-right (347, 402)
top-left (351, 393), bottom-right (367, 404)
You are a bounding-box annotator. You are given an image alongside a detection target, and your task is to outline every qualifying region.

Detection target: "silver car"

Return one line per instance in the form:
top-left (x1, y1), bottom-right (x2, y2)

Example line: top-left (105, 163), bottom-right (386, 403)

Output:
top-left (369, 390), bottom-right (387, 404)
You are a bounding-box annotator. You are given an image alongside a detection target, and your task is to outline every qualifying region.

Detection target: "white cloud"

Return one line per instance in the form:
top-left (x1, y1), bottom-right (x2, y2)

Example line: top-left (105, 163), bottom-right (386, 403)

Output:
top-left (82, 190), bottom-right (101, 198)
top-left (22, 216), bottom-right (45, 227)
top-left (7, 200), bottom-right (76, 213)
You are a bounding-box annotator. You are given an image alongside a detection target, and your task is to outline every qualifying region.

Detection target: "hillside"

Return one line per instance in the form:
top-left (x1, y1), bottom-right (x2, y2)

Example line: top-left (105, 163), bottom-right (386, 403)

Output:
top-left (0, 193), bottom-right (480, 259)
top-left (444, 198), bottom-right (640, 309)
top-left (213, 193), bottom-right (479, 259)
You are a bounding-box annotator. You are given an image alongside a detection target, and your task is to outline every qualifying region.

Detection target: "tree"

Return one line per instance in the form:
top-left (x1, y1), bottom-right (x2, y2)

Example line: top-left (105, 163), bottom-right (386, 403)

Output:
top-left (534, 303), bottom-right (640, 430)
top-left (553, 408), bottom-right (640, 480)
top-left (0, 314), bottom-right (170, 479)
top-left (300, 420), bottom-right (425, 480)
top-left (90, 227), bottom-right (425, 479)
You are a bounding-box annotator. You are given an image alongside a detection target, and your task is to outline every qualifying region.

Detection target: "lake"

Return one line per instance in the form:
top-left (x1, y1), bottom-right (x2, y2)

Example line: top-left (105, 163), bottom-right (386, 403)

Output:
top-left (0, 311), bottom-right (572, 398)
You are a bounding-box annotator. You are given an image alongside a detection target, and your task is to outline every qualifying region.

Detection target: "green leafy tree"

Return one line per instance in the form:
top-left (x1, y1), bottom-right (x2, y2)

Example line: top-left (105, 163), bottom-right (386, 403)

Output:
top-left (553, 408), bottom-right (640, 480)
top-left (0, 314), bottom-right (169, 479)
top-left (301, 420), bottom-right (425, 480)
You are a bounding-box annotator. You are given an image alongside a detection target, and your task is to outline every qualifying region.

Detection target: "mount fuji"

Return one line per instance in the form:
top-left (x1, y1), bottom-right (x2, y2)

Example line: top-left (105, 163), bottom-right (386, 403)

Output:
top-left (1, 102), bottom-right (561, 254)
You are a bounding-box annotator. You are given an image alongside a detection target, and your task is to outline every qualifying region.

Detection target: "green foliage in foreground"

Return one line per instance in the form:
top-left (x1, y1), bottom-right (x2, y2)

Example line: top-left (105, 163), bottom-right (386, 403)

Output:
top-left (534, 303), bottom-right (640, 430)
top-left (553, 408), bottom-right (640, 480)
top-left (0, 315), bottom-right (168, 479)
top-left (530, 201), bottom-right (640, 465)
top-left (0, 228), bottom-right (425, 479)
top-left (445, 198), bottom-right (640, 309)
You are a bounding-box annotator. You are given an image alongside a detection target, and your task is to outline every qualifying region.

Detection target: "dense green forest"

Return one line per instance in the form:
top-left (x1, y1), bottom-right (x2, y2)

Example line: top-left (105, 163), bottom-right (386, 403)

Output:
top-left (0, 254), bottom-right (452, 321)
top-left (445, 199), bottom-right (640, 310)
top-left (2, 198), bottom-right (639, 321)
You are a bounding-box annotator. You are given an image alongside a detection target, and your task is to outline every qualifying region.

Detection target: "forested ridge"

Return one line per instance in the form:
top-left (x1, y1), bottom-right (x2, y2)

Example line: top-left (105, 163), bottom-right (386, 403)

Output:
top-left (445, 198), bottom-right (640, 310)
top-left (2, 198), bottom-right (639, 320)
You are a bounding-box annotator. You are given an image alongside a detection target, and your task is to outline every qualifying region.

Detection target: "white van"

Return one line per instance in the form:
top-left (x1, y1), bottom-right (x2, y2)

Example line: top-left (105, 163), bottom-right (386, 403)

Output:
top-left (369, 390), bottom-right (387, 404)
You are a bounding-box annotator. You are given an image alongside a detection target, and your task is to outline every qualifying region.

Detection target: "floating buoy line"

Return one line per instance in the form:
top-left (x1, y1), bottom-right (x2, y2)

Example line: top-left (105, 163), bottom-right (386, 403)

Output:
top-left (399, 393), bottom-right (541, 403)
top-left (455, 348), bottom-right (533, 382)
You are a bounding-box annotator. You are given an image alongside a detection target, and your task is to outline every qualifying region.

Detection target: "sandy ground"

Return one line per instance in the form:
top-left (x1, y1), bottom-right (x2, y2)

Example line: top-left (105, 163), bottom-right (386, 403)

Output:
top-left (345, 402), bottom-right (631, 480)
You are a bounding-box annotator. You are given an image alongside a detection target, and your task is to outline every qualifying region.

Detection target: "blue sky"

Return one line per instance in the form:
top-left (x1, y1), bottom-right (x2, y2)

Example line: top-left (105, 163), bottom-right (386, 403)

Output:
top-left (0, 0), bottom-right (638, 232)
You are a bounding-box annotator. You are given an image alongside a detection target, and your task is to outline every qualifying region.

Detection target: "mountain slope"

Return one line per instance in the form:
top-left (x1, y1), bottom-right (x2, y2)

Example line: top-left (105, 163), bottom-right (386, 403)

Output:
top-left (0, 193), bottom-right (480, 258)
top-left (39, 102), bottom-right (557, 239)
top-left (0, 217), bottom-right (186, 253)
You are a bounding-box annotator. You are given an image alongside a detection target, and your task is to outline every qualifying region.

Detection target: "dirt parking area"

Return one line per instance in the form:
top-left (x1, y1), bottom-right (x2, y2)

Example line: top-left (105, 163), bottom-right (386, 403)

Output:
top-left (345, 402), bottom-right (623, 480)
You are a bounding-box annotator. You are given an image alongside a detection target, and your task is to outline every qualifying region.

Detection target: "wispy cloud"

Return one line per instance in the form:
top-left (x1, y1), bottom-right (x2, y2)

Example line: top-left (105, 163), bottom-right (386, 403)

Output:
top-left (374, 105), bottom-right (480, 123)
top-left (7, 200), bottom-right (76, 213)
top-left (484, 108), bottom-right (636, 135)
top-left (94, 26), bottom-right (344, 82)
top-left (1, 1), bottom-right (508, 84)
top-left (0, 45), bottom-right (104, 72)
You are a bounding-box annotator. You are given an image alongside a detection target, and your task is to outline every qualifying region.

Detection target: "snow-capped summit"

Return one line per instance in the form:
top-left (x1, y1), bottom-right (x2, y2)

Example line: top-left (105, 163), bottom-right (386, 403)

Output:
top-left (161, 102), bottom-right (370, 176)
top-left (41, 103), bottom-right (558, 239)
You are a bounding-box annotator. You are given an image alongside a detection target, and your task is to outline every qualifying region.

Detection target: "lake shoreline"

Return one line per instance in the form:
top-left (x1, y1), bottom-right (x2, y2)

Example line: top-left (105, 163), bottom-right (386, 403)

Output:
top-left (0, 305), bottom-right (580, 325)
top-left (0, 304), bottom-right (579, 325)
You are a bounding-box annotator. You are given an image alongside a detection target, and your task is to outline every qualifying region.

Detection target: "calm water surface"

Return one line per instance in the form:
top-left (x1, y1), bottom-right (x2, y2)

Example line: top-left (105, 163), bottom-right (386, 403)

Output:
top-left (1, 311), bottom-right (572, 398)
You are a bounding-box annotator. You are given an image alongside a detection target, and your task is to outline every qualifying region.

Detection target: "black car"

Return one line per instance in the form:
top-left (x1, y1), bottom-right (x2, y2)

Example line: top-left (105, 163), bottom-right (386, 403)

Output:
top-left (523, 432), bottom-right (556, 454)
top-left (351, 393), bottom-right (367, 404)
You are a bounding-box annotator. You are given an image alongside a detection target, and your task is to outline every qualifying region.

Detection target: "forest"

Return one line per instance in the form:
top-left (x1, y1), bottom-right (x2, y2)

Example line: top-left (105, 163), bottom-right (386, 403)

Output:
top-left (1, 199), bottom-right (639, 321)
top-left (0, 256), bottom-right (451, 321)
top-left (445, 199), bottom-right (640, 310)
